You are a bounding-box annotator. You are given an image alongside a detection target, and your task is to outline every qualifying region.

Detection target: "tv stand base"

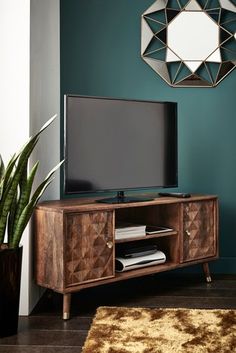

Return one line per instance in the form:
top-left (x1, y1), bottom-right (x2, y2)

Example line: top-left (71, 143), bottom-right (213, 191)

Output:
top-left (97, 190), bottom-right (153, 204)
top-left (34, 194), bottom-right (218, 320)
top-left (61, 261), bottom-right (213, 320)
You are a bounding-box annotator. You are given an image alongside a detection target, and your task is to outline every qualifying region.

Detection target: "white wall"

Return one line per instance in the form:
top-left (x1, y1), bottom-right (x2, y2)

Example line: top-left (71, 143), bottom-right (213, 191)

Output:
top-left (30, 0), bottom-right (60, 311)
top-left (30, 0), bottom-right (60, 197)
top-left (0, 0), bottom-right (30, 160)
top-left (0, 0), bottom-right (60, 315)
top-left (0, 0), bottom-right (31, 315)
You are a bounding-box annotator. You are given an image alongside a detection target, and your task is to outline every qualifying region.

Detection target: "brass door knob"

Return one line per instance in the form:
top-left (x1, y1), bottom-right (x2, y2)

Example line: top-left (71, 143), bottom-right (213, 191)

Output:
top-left (106, 241), bottom-right (113, 249)
top-left (185, 230), bottom-right (191, 237)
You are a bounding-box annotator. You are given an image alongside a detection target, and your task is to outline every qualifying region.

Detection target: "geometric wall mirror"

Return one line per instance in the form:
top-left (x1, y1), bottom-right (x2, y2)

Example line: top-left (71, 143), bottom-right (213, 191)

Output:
top-left (141, 0), bottom-right (236, 87)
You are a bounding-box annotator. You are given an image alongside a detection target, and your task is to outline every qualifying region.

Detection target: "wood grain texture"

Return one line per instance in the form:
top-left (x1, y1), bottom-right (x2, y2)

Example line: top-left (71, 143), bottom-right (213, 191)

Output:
top-left (34, 210), bottom-right (64, 291)
top-left (182, 201), bottom-right (217, 262)
top-left (34, 195), bottom-right (219, 319)
top-left (36, 194), bottom-right (218, 213)
top-left (65, 211), bottom-right (114, 286)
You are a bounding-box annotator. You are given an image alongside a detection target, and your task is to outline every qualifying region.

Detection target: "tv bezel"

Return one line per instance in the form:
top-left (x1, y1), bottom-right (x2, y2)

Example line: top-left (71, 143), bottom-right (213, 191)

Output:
top-left (63, 94), bottom-right (178, 197)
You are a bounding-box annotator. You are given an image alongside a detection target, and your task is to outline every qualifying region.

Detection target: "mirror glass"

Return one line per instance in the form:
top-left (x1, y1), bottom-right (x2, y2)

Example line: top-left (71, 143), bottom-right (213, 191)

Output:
top-left (141, 0), bottom-right (236, 87)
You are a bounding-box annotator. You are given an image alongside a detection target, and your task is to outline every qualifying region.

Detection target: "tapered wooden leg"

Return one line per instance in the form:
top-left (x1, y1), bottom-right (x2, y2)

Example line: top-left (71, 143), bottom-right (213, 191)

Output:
top-left (202, 263), bottom-right (212, 283)
top-left (63, 293), bottom-right (71, 320)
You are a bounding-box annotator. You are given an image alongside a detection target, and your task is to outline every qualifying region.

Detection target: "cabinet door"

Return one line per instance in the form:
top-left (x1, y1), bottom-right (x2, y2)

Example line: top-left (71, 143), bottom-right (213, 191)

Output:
top-left (182, 201), bottom-right (217, 262)
top-left (65, 211), bottom-right (114, 286)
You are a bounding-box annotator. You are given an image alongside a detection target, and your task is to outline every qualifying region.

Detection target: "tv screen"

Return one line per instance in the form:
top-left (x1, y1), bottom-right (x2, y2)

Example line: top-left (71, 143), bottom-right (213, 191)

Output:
top-left (64, 95), bottom-right (177, 199)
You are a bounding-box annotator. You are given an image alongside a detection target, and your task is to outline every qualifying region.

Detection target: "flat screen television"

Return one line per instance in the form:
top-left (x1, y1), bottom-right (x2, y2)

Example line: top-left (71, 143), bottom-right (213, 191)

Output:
top-left (63, 95), bottom-right (178, 203)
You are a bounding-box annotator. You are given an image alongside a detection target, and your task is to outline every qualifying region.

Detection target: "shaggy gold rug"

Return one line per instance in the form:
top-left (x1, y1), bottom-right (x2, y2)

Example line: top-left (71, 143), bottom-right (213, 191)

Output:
top-left (82, 307), bottom-right (236, 353)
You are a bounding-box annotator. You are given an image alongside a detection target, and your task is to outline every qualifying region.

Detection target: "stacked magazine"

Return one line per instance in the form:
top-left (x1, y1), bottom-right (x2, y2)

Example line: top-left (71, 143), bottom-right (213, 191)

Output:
top-left (115, 222), bottom-right (146, 240)
top-left (115, 222), bottom-right (173, 240)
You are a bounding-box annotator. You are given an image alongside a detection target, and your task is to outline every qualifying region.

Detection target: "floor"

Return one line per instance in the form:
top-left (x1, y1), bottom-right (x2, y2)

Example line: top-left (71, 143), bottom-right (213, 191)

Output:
top-left (0, 273), bottom-right (235, 353)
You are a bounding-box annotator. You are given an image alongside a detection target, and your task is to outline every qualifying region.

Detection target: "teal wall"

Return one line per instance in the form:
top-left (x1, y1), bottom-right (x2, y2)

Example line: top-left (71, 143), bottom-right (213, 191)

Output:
top-left (60, 0), bottom-right (236, 273)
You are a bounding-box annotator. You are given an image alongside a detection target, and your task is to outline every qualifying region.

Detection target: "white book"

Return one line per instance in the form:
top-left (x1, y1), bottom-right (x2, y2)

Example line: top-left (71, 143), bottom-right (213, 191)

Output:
top-left (115, 231), bottom-right (145, 240)
top-left (115, 222), bottom-right (146, 234)
top-left (115, 222), bottom-right (146, 240)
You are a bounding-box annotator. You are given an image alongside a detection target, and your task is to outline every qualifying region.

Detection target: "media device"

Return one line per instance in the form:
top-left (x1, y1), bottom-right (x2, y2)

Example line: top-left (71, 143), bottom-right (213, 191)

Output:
top-left (64, 95), bottom-right (178, 203)
top-left (118, 244), bottom-right (158, 258)
top-left (158, 192), bottom-right (191, 198)
top-left (115, 251), bottom-right (166, 272)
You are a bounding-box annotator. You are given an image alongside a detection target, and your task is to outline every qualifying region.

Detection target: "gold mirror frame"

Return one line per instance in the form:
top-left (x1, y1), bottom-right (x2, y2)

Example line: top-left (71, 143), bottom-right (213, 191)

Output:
top-left (141, 0), bottom-right (236, 87)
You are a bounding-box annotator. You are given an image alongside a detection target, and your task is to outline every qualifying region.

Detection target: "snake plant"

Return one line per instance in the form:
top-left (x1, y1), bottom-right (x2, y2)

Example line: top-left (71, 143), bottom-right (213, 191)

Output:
top-left (0, 115), bottom-right (63, 249)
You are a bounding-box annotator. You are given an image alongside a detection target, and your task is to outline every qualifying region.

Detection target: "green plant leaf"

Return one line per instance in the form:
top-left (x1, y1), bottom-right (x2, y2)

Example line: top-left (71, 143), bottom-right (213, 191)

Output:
top-left (0, 114), bottom-right (61, 247)
top-left (15, 114), bottom-right (57, 158)
top-left (11, 178), bottom-right (54, 248)
top-left (11, 160), bottom-right (63, 248)
top-left (0, 138), bottom-right (38, 244)
top-left (38, 114), bottom-right (57, 134)
top-left (0, 155), bottom-right (4, 181)
top-left (12, 161), bottom-right (39, 237)
top-left (0, 155), bottom-right (5, 200)
top-left (7, 191), bottom-right (18, 244)
top-left (0, 153), bottom-right (18, 201)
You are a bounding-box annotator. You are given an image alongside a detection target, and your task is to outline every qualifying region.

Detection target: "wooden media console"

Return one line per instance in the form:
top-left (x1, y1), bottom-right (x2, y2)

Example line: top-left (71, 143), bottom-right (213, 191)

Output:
top-left (34, 194), bottom-right (219, 319)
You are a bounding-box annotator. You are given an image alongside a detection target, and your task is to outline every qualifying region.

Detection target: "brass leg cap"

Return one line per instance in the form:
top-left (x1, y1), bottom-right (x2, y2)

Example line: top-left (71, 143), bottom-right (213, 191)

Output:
top-left (63, 312), bottom-right (70, 320)
top-left (206, 276), bottom-right (212, 283)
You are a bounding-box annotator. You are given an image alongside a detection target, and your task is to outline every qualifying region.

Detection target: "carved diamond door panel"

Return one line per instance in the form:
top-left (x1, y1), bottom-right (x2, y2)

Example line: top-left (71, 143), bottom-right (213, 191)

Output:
top-left (182, 201), bottom-right (217, 262)
top-left (65, 211), bottom-right (114, 286)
